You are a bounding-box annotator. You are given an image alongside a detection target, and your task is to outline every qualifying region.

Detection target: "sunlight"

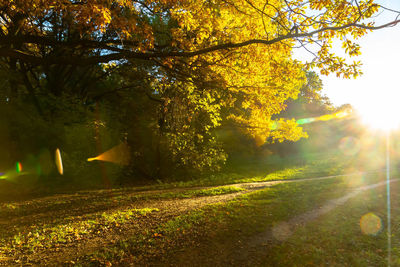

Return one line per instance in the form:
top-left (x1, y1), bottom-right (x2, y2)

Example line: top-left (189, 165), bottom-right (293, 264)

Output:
top-left (356, 97), bottom-right (400, 131)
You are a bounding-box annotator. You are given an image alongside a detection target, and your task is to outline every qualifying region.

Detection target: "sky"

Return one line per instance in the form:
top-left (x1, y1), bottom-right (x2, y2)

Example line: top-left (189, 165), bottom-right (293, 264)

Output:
top-left (295, 0), bottom-right (400, 123)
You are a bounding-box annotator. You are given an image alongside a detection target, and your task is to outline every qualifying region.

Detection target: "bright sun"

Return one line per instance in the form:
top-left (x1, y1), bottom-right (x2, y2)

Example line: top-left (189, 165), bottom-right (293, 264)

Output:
top-left (356, 98), bottom-right (400, 131)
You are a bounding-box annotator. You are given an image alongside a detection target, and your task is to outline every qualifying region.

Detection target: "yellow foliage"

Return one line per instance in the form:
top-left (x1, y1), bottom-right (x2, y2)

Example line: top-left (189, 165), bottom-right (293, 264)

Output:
top-left (0, 0), bottom-right (389, 146)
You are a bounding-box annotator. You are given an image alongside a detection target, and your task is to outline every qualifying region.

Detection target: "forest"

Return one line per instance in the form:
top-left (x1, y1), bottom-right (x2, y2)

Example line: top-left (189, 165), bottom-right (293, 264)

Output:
top-left (1, 0), bottom-right (400, 266)
top-left (0, 0), bottom-right (385, 189)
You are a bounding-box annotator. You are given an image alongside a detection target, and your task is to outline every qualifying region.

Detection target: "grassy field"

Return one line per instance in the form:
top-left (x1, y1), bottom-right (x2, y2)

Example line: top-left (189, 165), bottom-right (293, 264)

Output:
top-left (77, 169), bottom-right (396, 266)
top-left (262, 180), bottom-right (399, 266)
top-left (155, 152), bottom-right (359, 188)
top-left (1, 151), bottom-right (398, 266)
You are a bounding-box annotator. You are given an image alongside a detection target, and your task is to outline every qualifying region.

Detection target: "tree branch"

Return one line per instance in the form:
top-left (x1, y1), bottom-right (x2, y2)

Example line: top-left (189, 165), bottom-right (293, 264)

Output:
top-left (1, 19), bottom-right (400, 66)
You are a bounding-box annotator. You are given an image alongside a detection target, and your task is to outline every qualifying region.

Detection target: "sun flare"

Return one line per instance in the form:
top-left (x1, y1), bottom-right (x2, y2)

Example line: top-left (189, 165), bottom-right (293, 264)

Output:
top-left (357, 100), bottom-right (400, 131)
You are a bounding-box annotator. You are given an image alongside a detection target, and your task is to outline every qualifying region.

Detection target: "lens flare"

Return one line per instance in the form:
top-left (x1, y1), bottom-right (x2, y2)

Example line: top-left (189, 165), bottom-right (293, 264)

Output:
top-left (55, 148), bottom-right (64, 175)
top-left (87, 142), bottom-right (130, 165)
top-left (296, 110), bottom-right (351, 126)
top-left (346, 173), bottom-right (364, 187)
top-left (339, 136), bottom-right (361, 156)
top-left (15, 162), bottom-right (22, 173)
top-left (296, 118), bottom-right (316, 125)
top-left (269, 110), bottom-right (350, 131)
top-left (360, 212), bottom-right (382, 235)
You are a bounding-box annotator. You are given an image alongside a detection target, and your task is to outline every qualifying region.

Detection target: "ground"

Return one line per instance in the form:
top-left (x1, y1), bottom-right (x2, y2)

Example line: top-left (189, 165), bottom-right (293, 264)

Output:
top-left (0, 156), bottom-right (398, 266)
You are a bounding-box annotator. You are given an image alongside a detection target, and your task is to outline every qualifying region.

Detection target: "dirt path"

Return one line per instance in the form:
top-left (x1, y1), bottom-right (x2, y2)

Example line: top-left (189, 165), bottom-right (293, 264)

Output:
top-left (161, 177), bottom-right (397, 267)
top-left (209, 179), bottom-right (398, 266)
top-left (1, 180), bottom-right (288, 266)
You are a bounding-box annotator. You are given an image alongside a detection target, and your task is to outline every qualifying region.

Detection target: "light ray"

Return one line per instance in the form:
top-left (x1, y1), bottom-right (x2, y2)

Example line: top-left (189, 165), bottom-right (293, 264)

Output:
top-left (386, 133), bottom-right (391, 266)
top-left (295, 109), bottom-right (351, 126)
top-left (87, 142), bottom-right (130, 165)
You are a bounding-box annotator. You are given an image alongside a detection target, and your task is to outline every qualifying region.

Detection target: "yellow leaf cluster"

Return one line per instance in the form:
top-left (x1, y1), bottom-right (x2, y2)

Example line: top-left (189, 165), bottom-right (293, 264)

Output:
top-left (1, 0), bottom-right (386, 146)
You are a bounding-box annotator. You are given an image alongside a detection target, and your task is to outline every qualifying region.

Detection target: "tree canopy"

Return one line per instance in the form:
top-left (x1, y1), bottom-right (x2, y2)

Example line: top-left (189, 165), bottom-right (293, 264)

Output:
top-left (1, 0), bottom-right (399, 177)
top-left (2, 0), bottom-right (398, 67)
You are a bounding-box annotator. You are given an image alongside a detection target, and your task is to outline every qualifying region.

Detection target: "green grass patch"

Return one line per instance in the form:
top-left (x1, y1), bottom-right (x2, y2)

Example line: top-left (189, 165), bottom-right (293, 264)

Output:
top-left (156, 178), bottom-right (349, 238)
top-left (1, 207), bottom-right (159, 255)
top-left (0, 186), bottom-right (243, 225)
top-left (110, 186), bottom-right (245, 203)
top-left (260, 183), bottom-right (397, 266)
top-left (157, 186), bottom-right (245, 199)
top-left (159, 154), bottom-right (356, 188)
top-left (81, 174), bottom-right (378, 265)
top-left (2, 152), bottom-right (393, 265)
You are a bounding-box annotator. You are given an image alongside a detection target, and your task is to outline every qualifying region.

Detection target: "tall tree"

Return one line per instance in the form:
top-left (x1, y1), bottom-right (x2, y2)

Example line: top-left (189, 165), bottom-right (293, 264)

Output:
top-left (282, 71), bottom-right (335, 118)
top-left (0, 0), bottom-right (399, 174)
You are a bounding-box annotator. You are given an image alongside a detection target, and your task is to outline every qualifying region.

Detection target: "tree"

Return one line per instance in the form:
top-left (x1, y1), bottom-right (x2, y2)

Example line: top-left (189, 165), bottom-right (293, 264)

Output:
top-left (1, 1), bottom-right (397, 67)
top-left (1, 0), bottom-right (399, 175)
top-left (267, 71), bottom-right (333, 157)
top-left (282, 71), bottom-right (335, 119)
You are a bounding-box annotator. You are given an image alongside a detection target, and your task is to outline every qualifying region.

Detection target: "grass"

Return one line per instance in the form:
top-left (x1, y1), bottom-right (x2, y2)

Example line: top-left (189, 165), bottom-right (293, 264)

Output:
top-left (159, 153), bottom-right (357, 188)
top-left (1, 207), bottom-right (159, 255)
top-left (150, 185), bottom-right (245, 198)
top-left (2, 150), bottom-right (395, 265)
top-left (260, 178), bottom-right (400, 266)
top-left (0, 185), bottom-right (245, 263)
top-left (0, 186), bottom-right (244, 222)
top-left (0, 152), bottom-right (353, 211)
top-left (80, 172), bottom-right (386, 265)
top-left (116, 185), bottom-right (245, 201)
